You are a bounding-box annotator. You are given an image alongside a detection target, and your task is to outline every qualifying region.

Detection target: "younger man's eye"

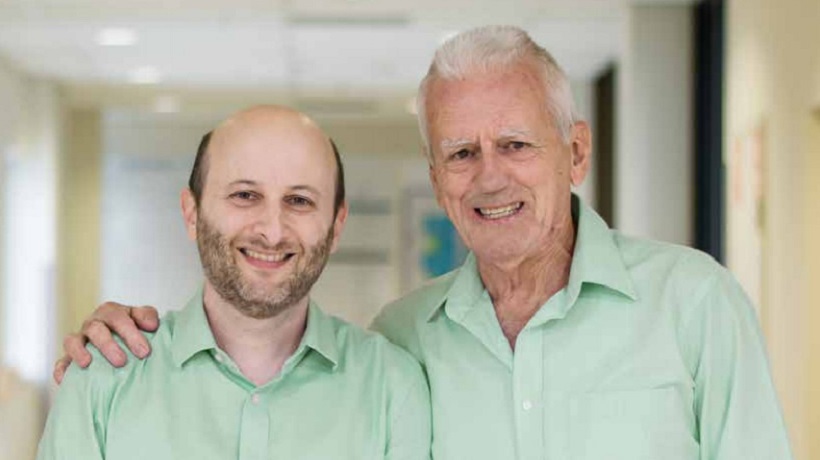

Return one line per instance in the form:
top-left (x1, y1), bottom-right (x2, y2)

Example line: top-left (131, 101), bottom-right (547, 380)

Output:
top-left (287, 196), bottom-right (314, 207)
top-left (228, 191), bottom-right (260, 203)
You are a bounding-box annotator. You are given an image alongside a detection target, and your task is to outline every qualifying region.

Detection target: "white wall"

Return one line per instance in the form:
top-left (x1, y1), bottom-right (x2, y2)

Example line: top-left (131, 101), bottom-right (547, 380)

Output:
top-left (0, 56), bottom-right (28, 369)
top-left (0, 57), bottom-right (61, 460)
top-left (616, 5), bottom-right (693, 244)
top-left (0, 67), bottom-right (61, 384)
top-left (3, 82), bottom-right (61, 384)
top-left (0, 64), bottom-right (10, 371)
top-left (100, 115), bottom-right (208, 314)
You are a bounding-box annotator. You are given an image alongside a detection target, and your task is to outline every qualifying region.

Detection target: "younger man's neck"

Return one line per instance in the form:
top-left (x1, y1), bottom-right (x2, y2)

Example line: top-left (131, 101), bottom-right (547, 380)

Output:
top-left (202, 284), bottom-right (308, 386)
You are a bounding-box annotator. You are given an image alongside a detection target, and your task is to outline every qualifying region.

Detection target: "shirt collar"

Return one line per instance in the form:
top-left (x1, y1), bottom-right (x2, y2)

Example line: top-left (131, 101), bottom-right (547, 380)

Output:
top-left (299, 300), bottom-right (340, 370)
top-left (566, 195), bottom-right (638, 303)
top-left (427, 195), bottom-right (637, 322)
top-left (171, 286), bottom-right (218, 368)
top-left (433, 252), bottom-right (485, 323)
top-left (171, 286), bottom-right (339, 371)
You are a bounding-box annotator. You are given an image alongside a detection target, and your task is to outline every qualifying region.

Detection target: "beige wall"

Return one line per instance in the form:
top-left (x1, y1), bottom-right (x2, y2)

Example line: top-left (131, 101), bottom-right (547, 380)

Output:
top-left (726, 1), bottom-right (820, 458)
top-left (57, 110), bottom-right (102, 341)
top-left (807, 112), bottom-right (820, 457)
top-left (320, 116), bottom-right (423, 157)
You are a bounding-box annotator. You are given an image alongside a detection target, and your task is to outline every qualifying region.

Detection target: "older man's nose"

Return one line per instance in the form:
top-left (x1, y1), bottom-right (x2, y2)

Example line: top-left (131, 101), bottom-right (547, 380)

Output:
top-left (474, 148), bottom-right (510, 192)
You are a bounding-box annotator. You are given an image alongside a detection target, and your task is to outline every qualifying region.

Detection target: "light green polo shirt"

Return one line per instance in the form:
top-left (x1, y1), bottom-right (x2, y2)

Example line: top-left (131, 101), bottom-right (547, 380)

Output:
top-left (37, 292), bottom-right (431, 460)
top-left (372, 196), bottom-right (792, 460)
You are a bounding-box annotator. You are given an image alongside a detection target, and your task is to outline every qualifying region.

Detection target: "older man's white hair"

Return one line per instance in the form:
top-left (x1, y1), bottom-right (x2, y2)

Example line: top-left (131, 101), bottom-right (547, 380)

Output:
top-left (417, 25), bottom-right (579, 162)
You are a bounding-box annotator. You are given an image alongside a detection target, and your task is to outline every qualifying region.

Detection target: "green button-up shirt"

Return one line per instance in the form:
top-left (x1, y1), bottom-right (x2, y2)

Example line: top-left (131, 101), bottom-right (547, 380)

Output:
top-left (38, 291), bottom-right (431, 460)
top-left (372, 197), bottom-right (792, 460)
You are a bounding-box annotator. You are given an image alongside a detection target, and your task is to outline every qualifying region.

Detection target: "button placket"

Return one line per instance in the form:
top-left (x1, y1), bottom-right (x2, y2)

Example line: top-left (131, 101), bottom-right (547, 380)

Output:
top-left (238, 391), bottom-right (270, 460)
top-left (512, 328), bottom-right (545, 459)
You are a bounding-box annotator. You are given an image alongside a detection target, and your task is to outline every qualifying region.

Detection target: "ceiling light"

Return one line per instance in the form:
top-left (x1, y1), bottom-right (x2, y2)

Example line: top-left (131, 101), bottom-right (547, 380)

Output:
top-left (97, 28), bottom-right (137, 47)
top-left (129, 66), bottom-right (161, 84)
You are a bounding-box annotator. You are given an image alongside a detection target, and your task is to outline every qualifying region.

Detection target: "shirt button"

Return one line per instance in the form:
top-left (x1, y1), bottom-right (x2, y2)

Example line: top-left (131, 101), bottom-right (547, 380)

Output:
top-left (522, 400), bottom-right (533, 411)
top-left (214, 353), bottom-right (224, 363)
top-left (251, 394), bottom-right (261, 405)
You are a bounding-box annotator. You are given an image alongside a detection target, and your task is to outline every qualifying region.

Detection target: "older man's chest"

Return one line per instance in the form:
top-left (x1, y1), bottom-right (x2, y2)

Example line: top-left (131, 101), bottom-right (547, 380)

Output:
top-left (422, 293), bottom-right (699, 460)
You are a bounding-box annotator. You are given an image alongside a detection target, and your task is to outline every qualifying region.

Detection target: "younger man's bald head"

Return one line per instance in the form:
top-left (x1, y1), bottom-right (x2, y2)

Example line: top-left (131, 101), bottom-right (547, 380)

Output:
top-left (187, 106), bottom-right (346, 216)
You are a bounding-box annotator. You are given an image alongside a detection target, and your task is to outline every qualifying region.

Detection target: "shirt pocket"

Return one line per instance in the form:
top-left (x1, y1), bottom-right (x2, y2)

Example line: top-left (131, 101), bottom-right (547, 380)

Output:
top-left (568, 387), bottom-right (699, 460)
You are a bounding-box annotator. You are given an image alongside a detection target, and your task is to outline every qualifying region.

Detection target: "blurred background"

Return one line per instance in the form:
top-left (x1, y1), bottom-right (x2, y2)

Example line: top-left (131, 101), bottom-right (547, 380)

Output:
top-left (1, 0), bottom-right (818, 458)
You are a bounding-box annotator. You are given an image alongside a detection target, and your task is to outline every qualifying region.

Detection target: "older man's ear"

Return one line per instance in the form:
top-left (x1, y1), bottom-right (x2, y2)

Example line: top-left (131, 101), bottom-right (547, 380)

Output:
top-left (569, 121), bottom-right (592, 187)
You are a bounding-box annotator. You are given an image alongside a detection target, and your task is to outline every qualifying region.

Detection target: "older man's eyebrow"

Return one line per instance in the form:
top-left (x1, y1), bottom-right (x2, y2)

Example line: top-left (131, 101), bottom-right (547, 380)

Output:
top-left (439, 138), bottom-right (474, 151)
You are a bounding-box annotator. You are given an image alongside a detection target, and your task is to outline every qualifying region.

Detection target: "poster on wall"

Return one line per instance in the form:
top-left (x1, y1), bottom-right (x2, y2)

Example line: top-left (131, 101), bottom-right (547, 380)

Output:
top-left (399, 187), bottom-right (467, 294)
top-left (727, 122), bottom-right (766, 318)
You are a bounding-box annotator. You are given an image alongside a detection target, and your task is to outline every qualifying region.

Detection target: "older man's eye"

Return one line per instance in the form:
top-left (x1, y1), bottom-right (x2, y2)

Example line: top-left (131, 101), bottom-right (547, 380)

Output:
top-left (449, 149), bottom-right (473, 161)
top-left (505, 141), bottom-right (528, 150)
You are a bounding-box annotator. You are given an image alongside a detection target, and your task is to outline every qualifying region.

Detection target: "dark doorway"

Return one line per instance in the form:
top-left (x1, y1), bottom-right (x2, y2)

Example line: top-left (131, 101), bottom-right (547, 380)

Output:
top-left (594, 65), bottom-right (616, 227)
top-left (693, 0), bottom-right (725, 262)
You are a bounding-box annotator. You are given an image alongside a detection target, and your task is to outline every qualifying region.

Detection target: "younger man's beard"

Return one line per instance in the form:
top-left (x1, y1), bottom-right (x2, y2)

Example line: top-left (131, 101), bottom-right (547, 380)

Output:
top-left (196, 213), bottom-right (333, 319)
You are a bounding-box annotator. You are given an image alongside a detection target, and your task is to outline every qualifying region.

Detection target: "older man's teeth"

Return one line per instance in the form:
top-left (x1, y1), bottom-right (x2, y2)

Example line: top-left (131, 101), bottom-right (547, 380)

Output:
top-left (478, 202), bottom-right (523, 219)
top-left (244, 249), bottom-right (288, 263)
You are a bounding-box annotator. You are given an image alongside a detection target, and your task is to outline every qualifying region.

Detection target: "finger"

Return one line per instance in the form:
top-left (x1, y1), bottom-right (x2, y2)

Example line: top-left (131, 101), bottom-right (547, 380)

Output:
top-left (131, 305), bottom-right (160, 332)
top-left (95, 302), bottom-right (151, 359)
top-left (52, 356), bottom-right (72, 385)
top-left (83, 319), bottom-right (127, 367)
top-left (62, 333), bottom-right (92, 368)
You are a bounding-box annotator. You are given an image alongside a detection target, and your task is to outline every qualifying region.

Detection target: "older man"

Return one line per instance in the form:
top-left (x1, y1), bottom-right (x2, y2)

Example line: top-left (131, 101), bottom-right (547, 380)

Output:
top-left (39, 106), bottom-right (430, 459)
top-left (57, 26), bottom-right (791, 459)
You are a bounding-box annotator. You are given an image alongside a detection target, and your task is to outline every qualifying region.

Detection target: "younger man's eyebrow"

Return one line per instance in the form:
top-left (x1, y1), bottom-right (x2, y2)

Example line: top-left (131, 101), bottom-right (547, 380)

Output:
top-left (228, 179), bottom-right (259, 187)
top-left (225, 181), bottom-right (322, 197)
top-left (289, 185), bottom-right (322, 196)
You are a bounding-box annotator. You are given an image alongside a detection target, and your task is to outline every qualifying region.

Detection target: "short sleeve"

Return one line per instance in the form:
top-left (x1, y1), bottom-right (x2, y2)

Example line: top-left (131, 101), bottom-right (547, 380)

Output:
top-left (679, 266), bottom-right (793, 460)
top-left (36, 348), bottom-right (118, 460)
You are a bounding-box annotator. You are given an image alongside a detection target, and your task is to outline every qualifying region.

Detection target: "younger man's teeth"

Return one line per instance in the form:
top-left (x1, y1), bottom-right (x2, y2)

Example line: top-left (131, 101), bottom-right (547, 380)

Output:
top-left (245, 249), bottom-right (286, 262)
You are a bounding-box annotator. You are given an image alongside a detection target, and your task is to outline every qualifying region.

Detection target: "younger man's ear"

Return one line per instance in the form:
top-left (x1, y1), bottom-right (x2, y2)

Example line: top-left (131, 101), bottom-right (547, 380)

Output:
top-left (181, 189), bottom-right (198, 241)
top-left (329, 200), bottom-right (349, 254)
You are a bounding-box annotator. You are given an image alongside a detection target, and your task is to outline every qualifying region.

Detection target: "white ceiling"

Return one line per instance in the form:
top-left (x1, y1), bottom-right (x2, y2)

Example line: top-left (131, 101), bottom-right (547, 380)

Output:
top-left (0, 0), bottom-right (694, 114)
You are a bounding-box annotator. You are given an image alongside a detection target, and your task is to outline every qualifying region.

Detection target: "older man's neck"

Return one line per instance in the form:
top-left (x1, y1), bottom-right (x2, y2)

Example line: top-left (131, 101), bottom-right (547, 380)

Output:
top-left (477, 222), bottom-right (575, 349)
top-left (202, 285), bottom-right (308, 386)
